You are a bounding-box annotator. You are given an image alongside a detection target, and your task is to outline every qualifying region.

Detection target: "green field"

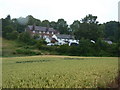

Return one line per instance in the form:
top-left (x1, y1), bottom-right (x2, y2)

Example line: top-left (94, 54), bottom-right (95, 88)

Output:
top-left (2, 55), bottom-right (118, 88)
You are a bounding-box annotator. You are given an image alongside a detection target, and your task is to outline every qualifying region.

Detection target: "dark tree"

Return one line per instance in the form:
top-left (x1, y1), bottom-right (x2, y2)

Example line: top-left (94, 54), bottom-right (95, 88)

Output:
top-left (56, 19), bottom-right (69, 34)
top-left (50, 21), bottom-right (57, 29)
top-left (104, 21), bottom-right (119, 42)
top-left (41, 20), bottom-right (50, 27)
top-left (74, 14), bottom-right (102, 41)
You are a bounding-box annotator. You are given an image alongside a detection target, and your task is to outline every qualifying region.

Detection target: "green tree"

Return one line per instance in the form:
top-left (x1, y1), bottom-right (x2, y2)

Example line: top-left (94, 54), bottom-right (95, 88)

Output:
top-left (50, 21), bottom-right (57, 29)
top-left (27, 15), bottom-right (41, 26)
top-left (18, 31), bottom-right (32, 44)
top-left (74, 14), bottom-right (101, 41)
top-left (70, 20), bottom-right (80, 35)
top-left (33, 33), bottom-right (40, 40)
top-left (2, 25), bottom-right (14, 38)
top-left (36, 39), bottom-right (47, 49)
top-left (27, 15), bottom-right (36, 25)
top-left (98, 24), bottom-right (105, 39)
top-left (104, 21), bottom-right (119, 42)
top-left (2, 15), bottom-right (14, 38)
top-left (78, 38), bottom-right (94, 56)
top-left (6, 31), bottom-right (19, 40)
top-left (81, 14), bottom-right (98, 24)
top-left (35, 19), bottom-right (41, 26)
top-left (41, 20), bottom-right (50, 27)
top-left (56, 19), bottom-right (69, 34)
top-left (5, 15), bottom-right (11, 21)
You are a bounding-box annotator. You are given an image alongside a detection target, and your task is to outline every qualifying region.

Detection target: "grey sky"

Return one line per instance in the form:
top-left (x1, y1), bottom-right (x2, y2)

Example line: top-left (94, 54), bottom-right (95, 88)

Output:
top-left (0, 0), bottom-right (119, 25)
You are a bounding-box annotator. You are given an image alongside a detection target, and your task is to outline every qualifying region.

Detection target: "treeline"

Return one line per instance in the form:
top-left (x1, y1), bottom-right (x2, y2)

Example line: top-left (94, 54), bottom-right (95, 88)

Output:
top-left (1, 14), bottom-right (120, 56)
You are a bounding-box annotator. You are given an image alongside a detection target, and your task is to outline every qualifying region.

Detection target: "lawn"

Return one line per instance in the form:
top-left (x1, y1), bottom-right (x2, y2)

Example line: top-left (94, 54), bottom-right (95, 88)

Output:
top-left (2, 55), bottom-right (118, 88)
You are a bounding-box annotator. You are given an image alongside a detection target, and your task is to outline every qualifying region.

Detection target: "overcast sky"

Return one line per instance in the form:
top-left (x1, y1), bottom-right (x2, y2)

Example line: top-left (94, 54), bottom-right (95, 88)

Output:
top-left (0, 0), bottom-right (119, 25)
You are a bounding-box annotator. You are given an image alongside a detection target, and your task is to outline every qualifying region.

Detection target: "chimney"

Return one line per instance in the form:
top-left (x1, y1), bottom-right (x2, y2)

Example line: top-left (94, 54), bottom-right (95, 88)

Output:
top-left (32, 23), bottom-right (36, 30)
top-left (46, 24), bottom-right (49, 32)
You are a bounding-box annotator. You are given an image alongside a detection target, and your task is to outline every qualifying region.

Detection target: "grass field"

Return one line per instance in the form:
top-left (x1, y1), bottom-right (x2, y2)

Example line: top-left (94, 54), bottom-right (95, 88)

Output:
top-left (2, 55), bottom-right (118, 88)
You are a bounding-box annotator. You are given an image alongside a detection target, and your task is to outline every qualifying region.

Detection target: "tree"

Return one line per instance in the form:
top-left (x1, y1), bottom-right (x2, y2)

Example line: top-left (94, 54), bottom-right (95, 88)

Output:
top-left (74, 14), bottom-right (101, 41)
top-left (35, 19), bottom-right (41, 26)
top-left (35, 39), bottom-right (47, 49)
top-left (56, 19), bottom-right (69, 34)
top-left (41, 20), bottom-right (50, 27)
top-left (98, 24), bottom-right (105, 39)
top-left (2, 15), bottom-right (13, 34)
top-left (70, 20), bottom-right (80, 35)
top-left (104, 21), bottom-right (119, 42)
top-left (27, 15), bottom-right (36, 25)
top-left (27, 15), bottom-right (41, 26)
top-left (17, 17), bottom-right (29, 25)
top-left (11, 18), bottom-right (26, 33)
top-left (5, 15), bottom-right (11, 21)
top-left (81, 14), bottom-right (98, 24)
top-left (50, 21), bottom-right (57, 29)
top-left (33, 33), bottom-right (40, 40)
top-left (2, 25), bottom-right (14, 38)
top-left (74, 23), bottom-right (101, 41)
top-left (6, 31), bottom-right (19, 40)
top-left (78, 38), bottom-right (93, 56)
top-left (18, 31), bottom-right (32, 43)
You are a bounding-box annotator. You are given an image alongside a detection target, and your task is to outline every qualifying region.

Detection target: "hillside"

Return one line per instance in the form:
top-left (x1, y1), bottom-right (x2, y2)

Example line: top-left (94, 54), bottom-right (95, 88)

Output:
top-left (2, 38), bottom-right (51, 57)
top-left (2, 38), bottom-right (23, 57)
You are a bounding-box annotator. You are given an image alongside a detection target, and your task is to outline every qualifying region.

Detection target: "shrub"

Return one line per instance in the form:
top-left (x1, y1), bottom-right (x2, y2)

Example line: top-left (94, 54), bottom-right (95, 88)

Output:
top-left (57, 45), bottom-right (69, 55)
top-left (68, 46), bottom-right (80, 56)
top-left (36, 39), bottom-right (47, 49)
top-left (18, 31), bottom-right (35, 45)
top-left (16, 49), bottom-right (41, 55)
top-left (6, 31), bottom-right (19, 40)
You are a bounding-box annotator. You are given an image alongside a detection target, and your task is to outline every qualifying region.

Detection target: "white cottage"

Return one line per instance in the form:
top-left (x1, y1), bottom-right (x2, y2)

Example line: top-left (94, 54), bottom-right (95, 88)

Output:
top-left (51, 34), bottom-right (79, 46)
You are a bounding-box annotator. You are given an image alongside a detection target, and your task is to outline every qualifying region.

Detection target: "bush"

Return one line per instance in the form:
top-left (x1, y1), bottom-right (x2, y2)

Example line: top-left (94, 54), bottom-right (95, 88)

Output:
top-left (16, 49), bottom-right (41, 55)
top-left (18, 31), bottom-right (35, 45)
top-left (36, 39), bottom-right (47, 49)
top-left (68, 46), bottom-right (80, 56)
top-left (57, 45), bottom-right (69, 55)
top-left (98, 50), bottom-right (110, 57)
top-left (6, 31), bottom-right (19, 40)
top-left (78, 38), bottom-right (95, 56)
top-left (39, 45), bottom-right (57, 52)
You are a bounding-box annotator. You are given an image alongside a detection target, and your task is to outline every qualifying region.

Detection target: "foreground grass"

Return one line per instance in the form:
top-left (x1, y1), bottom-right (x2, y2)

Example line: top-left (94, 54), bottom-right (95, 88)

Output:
top-left (2, 55), bottom-right (118, 88)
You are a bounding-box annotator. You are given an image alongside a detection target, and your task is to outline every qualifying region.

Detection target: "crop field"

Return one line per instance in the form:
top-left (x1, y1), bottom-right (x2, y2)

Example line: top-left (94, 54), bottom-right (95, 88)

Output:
top-left (2, 55), bottom-right (118, 88)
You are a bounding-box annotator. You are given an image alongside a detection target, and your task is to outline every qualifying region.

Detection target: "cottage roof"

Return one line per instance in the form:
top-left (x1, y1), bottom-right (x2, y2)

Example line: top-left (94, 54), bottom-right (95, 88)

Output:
top-left (55, 34), bottom-right (74, 39)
